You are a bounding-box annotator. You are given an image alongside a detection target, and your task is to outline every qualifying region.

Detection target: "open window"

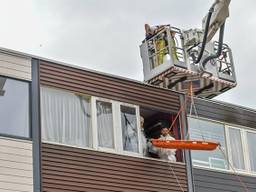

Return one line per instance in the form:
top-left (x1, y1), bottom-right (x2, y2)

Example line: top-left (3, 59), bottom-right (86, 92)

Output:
top-left (140, 107), bottom-right (183, 162)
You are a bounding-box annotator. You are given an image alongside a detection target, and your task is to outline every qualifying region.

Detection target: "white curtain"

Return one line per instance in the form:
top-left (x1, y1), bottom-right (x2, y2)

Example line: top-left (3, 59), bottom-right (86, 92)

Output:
top-left (96, 101), bottom-right (114, 148)
top-left (229, 128), bottom-right (245, 170)
top-left (121, 106), bottom-right (138, 153)
top-left (41, 87), bottom-right (91, 147)
top-left (247, 132), bottom-right (256, 172)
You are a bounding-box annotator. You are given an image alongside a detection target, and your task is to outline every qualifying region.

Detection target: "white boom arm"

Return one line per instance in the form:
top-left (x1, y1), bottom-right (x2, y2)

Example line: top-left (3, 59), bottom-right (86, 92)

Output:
top-left (183, 0), bottom-right (231, 49)
top-left (203, 0), bottom-right (231, 43)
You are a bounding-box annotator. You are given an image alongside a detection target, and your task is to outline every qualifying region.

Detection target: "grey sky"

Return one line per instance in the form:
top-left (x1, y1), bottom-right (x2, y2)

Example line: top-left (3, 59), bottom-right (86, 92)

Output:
top-left (0, 0), bottom-right (256, 109)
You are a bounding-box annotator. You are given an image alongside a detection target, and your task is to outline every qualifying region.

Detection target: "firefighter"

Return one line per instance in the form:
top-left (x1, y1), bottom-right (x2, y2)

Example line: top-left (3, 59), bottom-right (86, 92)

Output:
top-left (156, 33), bottom-right (166, 66)
top-left (144, 24), bottom-right (167, 40)
top-left (140, 116), bottom-right (148, 156)
top-left (158, 126), bottom-right (176, 162)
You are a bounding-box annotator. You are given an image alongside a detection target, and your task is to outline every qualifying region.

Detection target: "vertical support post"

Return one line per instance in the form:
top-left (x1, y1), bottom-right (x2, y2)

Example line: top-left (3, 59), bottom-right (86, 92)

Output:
top-left (31, 58), bottom-right (41, 192)
top-left (179, 94), bottom-right (195, 192)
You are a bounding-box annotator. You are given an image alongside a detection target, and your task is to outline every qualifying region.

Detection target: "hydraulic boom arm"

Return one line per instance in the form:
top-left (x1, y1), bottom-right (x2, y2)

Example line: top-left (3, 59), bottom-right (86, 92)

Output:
top-left (204, 0), bottom-right (231, 43)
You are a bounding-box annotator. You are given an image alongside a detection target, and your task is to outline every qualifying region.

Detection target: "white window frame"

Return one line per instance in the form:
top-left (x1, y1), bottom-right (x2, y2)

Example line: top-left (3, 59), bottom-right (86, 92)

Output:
top-left (226, 125), bottom-right (256, 174)
top-left (245, 129), bottom-right (256, 174)
top-left (92, 96), bottom-right (118, 153)
top-left (0, 76), bottom-right (31, 139)
top-left (188, 116), bottom-right (228, 171)
top-left (189, 115), bottom-right (256, 176)
top-left (41, 87), bottom-right (93, 149)
top-left (41, 90), bottom-right (143, 158)
top-left (118, 102), bottom-right (142, 157)
top-left (92, 96), bottom-right (142, 156)
top-left (225, 126), bottom-right (249, 173)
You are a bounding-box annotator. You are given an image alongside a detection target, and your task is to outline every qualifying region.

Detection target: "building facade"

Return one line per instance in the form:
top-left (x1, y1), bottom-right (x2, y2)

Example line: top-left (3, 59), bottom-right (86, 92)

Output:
top-left (188, 98), bottom-right (256, 192)
top-left (0, 47), bottom-right (255, 192)
top-left (39, 60), bottom-right (189, 192)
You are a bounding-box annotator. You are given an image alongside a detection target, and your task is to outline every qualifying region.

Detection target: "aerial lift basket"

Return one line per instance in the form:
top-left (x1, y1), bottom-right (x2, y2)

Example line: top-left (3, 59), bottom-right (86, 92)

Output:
top-left (140, 26), bottom-right (237, 99)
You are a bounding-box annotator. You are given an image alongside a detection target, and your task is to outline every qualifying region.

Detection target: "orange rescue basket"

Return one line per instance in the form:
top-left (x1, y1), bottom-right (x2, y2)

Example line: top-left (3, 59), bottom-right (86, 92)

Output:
top-left (151, 139), bottom-right (219, 151)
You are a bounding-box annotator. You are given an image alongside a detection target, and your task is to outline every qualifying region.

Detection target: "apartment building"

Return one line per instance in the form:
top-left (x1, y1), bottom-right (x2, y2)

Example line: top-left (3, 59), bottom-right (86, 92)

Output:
top-left (0, 48), bottom-right (255, 192)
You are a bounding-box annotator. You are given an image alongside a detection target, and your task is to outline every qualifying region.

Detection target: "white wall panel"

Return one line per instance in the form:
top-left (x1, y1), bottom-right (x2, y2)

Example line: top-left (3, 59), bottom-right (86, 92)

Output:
top-left (0, 137), bottom-right (33, 192)
top-left (0, 52), bottom-right (31, 81)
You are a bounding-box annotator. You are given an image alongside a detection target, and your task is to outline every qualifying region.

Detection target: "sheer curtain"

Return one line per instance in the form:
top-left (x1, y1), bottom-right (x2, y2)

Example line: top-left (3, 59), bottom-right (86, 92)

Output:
top-left (96, 101), bottom-right (114, 149)
top-left (229, 128), bottom-right (245, 170)
top-left (121, 106), bottom-right (138, 153)
top-left (41, 87), bottom-right (91, 148)
top-left (247, 132), bottom-right (256, 172)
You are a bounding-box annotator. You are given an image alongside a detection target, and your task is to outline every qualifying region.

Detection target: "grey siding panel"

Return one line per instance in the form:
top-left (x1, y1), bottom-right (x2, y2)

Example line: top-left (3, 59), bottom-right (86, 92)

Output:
top-left (193, 168), bottom-right (256, 192)
top-left (189, 98), bottom-right (256, 129)
top-left (31, 59), bottom-right (41, 192)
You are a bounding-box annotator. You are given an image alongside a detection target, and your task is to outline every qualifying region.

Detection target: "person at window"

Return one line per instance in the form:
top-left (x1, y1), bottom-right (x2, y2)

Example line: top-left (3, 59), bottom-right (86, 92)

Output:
top-left (140, 116), bottom-right (148, 156)
top-left (158, 126), bottom-right (176, 162)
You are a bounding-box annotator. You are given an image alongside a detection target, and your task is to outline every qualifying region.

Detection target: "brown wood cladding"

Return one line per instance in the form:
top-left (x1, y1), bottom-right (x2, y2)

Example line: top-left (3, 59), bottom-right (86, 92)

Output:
top-left (39, 61), bottom-right (181, 113)
top-left (189, 98), bottom-right (256, 129)
top-left (42, 143), bottom-right (188, 192)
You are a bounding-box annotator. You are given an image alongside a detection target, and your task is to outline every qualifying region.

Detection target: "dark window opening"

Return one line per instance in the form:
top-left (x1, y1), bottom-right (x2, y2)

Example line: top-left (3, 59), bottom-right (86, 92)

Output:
top-left (140, 107), bottom-right (183, 162)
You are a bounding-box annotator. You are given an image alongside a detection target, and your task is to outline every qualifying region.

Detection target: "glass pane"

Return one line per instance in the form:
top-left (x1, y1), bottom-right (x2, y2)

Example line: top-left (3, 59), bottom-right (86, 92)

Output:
top-left (41, 87), bottom-right (91, 148)
top-left (247, 132), bottom-right (256, 172)
top-left (121, 106), bottom-right (138, 153)
top-left (229, 128), bottom-right (245, 170)
top-left (189, 117), bottom-right (228, 169)
top-left (96, 101), bottom-right (114, 149)
top-left (0, 77), bottom-right (29, 138)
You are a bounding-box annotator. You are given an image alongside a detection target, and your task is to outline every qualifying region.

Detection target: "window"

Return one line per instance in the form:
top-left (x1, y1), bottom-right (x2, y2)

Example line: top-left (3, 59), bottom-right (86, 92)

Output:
top-left (41, 90), bottom-right (141, 156)
top-left (188, 117), bottom-right (228, 169)
top-left (247, 131), bottom-right (256, 172)
top-left (94, 99), bottom-right (141, 154)
top-left (41, 87), bottom-right (91, 148)
top-left (226, 127), bottom-right (256, 174)
top-left (96, 100), bottom-right (114, 149)
top-left (227, 127), bottom-right (245, 170)
top-left (121, 106), bottom-right (139, 153)
top-left (0, 77), bottom-right (30, 138)
top-left (189, 116), bottom-right (256, 175)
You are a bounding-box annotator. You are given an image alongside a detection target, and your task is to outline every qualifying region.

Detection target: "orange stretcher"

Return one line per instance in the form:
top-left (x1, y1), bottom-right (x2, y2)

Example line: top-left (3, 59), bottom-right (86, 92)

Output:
top-left (151, 139), bottom-right (219, 151)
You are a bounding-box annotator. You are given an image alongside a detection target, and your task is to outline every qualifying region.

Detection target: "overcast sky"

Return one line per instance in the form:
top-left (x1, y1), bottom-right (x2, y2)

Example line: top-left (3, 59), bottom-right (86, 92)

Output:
top-left (0, 0), bottom-right (256, 109)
